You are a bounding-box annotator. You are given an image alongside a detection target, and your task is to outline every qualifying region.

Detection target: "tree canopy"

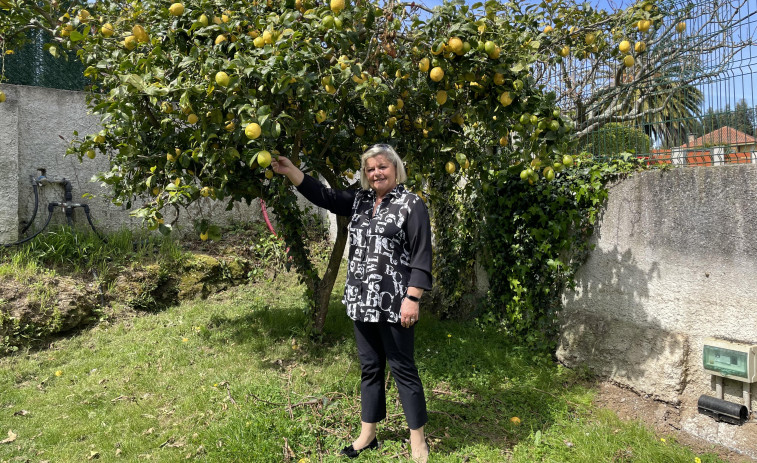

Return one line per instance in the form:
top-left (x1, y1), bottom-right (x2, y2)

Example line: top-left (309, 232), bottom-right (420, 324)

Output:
top-left (2, 0), bottom-right (753, 332)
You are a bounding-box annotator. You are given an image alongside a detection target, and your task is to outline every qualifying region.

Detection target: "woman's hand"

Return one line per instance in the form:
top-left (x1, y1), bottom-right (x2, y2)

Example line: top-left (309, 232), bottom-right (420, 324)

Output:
top-left (271, 155), bottom-right (304, 186)
top-left (400, 298), bottom-right (420, 328)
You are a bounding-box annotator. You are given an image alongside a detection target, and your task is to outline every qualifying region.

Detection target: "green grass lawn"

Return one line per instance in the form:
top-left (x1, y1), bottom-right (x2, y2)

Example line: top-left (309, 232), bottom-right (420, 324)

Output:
top-left (0, 270), bottom-right (725, 462)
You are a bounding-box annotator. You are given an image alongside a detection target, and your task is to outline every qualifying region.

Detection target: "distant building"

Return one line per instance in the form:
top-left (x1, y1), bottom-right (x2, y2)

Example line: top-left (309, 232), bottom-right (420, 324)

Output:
top-left (647, 126), bottom-right (757, 166)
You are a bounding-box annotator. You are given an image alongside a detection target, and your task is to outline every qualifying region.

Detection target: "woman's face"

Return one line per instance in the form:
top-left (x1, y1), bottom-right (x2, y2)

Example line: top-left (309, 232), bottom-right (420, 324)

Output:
top-left (364, 154), bottom-right (397, 197)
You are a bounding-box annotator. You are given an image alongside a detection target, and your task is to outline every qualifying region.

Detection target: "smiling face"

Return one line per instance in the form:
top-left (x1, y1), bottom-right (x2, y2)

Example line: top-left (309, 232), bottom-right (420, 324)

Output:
top-left (364, 154), bottom-right (397, 197)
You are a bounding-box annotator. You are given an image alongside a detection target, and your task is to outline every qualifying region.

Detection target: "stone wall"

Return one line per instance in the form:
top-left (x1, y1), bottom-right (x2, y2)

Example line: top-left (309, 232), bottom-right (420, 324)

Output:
top-left (557, 166), bottom-right (757, 457)
top-left (0, 84), bottom-right (274, 243)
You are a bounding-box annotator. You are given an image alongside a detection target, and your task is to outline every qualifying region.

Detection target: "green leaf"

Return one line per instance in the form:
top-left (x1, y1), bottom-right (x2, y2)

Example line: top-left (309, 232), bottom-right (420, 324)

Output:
top-left (69, 30), bottom-right (84, 42)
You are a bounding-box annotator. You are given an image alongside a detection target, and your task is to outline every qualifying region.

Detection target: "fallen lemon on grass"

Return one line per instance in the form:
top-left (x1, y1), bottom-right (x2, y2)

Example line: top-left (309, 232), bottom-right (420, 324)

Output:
top-left (200, 231), bottom-right (209, 241)
top-left (510, 416), bottom-right (521, 425)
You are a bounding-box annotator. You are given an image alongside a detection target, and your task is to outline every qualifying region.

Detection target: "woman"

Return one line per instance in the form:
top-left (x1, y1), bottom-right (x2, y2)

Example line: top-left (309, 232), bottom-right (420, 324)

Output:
top-left (271, 144), bottom-right (432, 461)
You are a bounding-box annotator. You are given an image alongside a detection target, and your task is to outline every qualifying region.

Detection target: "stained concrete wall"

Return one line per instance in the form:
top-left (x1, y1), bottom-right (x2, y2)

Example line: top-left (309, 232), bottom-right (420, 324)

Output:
top-left (0, 83), bottom-right (280, 243)
top-left (557, 166), bottom-right (757, 457)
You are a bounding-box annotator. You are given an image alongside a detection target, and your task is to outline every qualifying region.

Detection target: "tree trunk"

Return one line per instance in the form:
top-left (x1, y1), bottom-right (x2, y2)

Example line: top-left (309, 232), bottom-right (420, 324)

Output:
top-left (312, 215), bottom-right (350, 334)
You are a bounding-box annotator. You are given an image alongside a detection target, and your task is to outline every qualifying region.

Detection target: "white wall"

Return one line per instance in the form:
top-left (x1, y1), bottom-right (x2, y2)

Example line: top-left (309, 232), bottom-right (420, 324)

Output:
top-left (0, 84), bottom-right (270, 243)
top-left (557, 166), bottom-right (757, 456)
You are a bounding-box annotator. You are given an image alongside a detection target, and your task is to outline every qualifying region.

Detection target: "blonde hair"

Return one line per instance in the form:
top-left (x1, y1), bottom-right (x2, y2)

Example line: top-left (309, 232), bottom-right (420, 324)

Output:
top-left (359, 144), bottom-right (407, 190)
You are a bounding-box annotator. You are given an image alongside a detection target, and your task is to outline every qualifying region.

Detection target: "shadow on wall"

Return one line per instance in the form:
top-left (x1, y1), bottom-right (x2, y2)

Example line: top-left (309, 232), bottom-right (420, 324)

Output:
top-left (557, 244), bottom-right (689, 403)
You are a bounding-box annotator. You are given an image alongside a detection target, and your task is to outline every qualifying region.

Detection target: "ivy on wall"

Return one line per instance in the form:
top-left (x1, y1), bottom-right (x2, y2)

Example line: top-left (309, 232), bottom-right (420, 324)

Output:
top-left (429, 153), bottom-right (649, 350)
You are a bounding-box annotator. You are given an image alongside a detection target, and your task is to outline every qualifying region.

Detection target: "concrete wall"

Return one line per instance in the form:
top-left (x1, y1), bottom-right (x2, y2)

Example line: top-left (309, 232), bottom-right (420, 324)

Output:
top-left (557, 166), bottom-right (757, 457)
top-left (0, 84), bottom-right (274, 243)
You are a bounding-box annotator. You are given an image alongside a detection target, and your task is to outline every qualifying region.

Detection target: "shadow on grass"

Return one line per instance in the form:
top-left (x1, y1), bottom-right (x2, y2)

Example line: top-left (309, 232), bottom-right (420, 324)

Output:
top-left (205, 287), bottom-right (590, 456)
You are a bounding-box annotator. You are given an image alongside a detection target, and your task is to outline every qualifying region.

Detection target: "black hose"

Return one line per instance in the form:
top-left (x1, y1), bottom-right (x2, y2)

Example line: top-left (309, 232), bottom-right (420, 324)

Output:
top-left (83, 204), bottom-right (108, 244)
top-left (3, 205), bottom-right (55, 248)
top-left (63, 179), bottom-right (74, 227)
top-left (20, 182), bottom-right (39, 236)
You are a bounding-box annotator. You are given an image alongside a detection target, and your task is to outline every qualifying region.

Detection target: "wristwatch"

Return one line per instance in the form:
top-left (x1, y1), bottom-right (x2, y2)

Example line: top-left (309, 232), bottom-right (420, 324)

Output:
top-left (405, 294), bottom-right (420, 303)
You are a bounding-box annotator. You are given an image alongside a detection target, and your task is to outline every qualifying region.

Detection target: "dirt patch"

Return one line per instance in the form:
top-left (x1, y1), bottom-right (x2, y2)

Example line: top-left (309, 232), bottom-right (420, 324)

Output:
top-left (594, 382), bottom-right (754, 462)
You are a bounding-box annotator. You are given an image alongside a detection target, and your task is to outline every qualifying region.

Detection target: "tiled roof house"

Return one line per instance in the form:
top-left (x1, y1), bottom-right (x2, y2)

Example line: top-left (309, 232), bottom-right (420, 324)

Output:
top-left (647, 126), bottom-right (757, 165)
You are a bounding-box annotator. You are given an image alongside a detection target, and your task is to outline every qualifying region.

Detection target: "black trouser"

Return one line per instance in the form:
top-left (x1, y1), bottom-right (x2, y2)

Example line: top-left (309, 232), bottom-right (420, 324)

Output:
top-left (353, 320), bottom-right (428, 430)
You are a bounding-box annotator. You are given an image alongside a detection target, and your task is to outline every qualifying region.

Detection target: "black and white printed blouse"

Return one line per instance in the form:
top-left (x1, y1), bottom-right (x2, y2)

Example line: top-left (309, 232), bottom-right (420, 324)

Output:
top-left (296, 174), bottom-right (433, 323)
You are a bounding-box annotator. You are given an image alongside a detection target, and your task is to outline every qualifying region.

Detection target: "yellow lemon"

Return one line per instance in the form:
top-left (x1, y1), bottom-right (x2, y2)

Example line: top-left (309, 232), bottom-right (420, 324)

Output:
top-left (493, 73), bottom-right (505, 85)
top-left (85, 149), bottom-right (96, 159)
top-left (618, 40), bottom-right (631, 53)
top-left (623, 55), bottom-right (635, 67)
top-left (100, 23), bottom-right (115, 37)
top-left (544, 25), bottom-right (553, 34)
top-left (499, 91), bottom-right (513, 106)
top-left (510, 416), bottom-right (521, 425)
top-left (559, 45), bottom-right (570, 57)
top-left (132, 25), bottom-right (149, 43)
top-left (124, 35), bottom-right (137, 50)
top-left (418, 57), bottom-right (430, 72)
top-left (253, 36), bottom-right (265, 48)
top-left (436, 90), bottom-right (447, 105)
top-left (257, 150), bottom-right (272, 168)
top-left (429, 67), bottom-right (444, 82)
top-left (200, 231), bottom-right (209, 241)
top-left (169, 3), bottom-right (184, 16)
top-left (676, 21), bottom-right (686, 33)
top-left (634, 41), bottom-right (646, 53)
top-left (187, 113), bottom-right (198, 124)
top-left (215, 34), bottom-right (227, 45)
top-left (316, 110), bottom-right (327, 123)
top-left (215, 71), bottom-right (230, 87)
top-left (330, 0), bottom-right (345, 14)
top-left (265, 170), bottom-right (274, 179)
top-left (355, 125), bottom-right (365, 137)
top-left (198, 14), bottom-right (209, 26)
top-left (245, 123), bottom-right (262, 139)
top-left (499, 135), bottom-right (508, 146)
top-left (448, 37), bottom-right (463, 54)
top-left (445, 161), bottom-right (456, 174)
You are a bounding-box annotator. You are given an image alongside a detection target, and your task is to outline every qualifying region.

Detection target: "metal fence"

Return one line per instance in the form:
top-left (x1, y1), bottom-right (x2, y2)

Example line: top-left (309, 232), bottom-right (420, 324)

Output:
top-left (2, 29), bottom-right (88, 91)
top-left (547, 0), bottom-right (757, 167)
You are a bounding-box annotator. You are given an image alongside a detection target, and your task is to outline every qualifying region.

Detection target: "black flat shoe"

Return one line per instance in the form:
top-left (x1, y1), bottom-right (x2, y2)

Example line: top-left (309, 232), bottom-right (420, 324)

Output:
top-left (340, 437), bottom-right (379, 458)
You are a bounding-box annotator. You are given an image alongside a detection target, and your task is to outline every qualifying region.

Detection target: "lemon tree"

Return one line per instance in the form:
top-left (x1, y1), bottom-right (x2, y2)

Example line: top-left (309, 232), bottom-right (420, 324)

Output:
top-left (4, 0), bottom-right (749, 334)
